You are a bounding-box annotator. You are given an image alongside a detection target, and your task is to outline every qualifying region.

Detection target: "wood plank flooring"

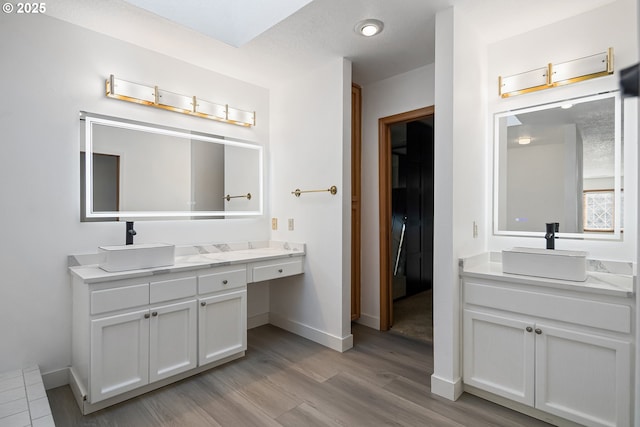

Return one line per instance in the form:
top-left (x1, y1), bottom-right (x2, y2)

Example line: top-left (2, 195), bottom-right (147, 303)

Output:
top-left (47, 324), bottom-right (551, 426)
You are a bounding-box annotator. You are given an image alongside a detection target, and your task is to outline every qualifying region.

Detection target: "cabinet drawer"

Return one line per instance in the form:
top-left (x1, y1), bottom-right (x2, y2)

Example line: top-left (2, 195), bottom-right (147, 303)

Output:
top-left (464, 281), bottom-right (632, 334)
top-left (150, 276), bottom-right (197, 304)
top-left (91, 283), bottom-right (149, 315)
top-left (250, 258), bottom-right (304, 283)
top-left (199, 267), bottom-right (247, 295)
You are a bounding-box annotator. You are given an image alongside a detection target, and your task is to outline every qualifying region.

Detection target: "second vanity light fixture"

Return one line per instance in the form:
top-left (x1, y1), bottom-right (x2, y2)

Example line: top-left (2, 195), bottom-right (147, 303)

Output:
top-left (105, 75), bottom-right (256, 127)
top-left (499, 48), bottom-right (614, 98)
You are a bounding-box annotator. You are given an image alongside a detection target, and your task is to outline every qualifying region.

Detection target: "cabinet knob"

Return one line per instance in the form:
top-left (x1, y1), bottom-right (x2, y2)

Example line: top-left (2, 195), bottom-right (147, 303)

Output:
top-left (201, 301), bottom-right (206, 307)
top-left (278, 269), bottom-right (283, 273)
top-left (144, 313), bottom-right (150, 319)
top-left (535, 328), bottom-right (542, 335)
top-left (222, 280), bottom-right (228, 285)
top-left (152, 311), bottom-right (158, 317)
top-left (526, 326), bottom-right (533, 333)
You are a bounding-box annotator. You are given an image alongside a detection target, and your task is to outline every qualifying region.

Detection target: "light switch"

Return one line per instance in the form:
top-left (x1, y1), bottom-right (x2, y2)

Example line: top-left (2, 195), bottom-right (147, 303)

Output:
top-left (272, 218), bottom-right (277, 230)
top-left (288, 218), bottom-right (294, 231)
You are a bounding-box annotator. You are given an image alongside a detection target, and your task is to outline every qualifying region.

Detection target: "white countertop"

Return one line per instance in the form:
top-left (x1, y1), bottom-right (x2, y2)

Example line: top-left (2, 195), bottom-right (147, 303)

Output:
top-left (69, 241), bottom-right (305, 284)
top-left (461, 253), bottom-right (635, 298)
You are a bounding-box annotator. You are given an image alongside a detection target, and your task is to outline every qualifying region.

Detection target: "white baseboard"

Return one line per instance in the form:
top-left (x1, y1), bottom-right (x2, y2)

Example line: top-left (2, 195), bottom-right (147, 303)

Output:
top-left (248, 312), bottom-right (269, 329)
top-left (269, 313), bottom-right (353, 352)
top-left (42, 367), bottom-right (70, 390)
top-left (354, 313), bottom-right (379, 330)
top-left (430, 374), bottom-right (463, 401)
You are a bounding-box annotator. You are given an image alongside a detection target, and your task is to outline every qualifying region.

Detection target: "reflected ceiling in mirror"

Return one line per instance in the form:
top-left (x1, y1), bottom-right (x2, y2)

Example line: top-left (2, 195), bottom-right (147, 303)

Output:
top-left (493, 91), bottom-right (622, 239)
top-left (81, 112), bottom-right (263, 220)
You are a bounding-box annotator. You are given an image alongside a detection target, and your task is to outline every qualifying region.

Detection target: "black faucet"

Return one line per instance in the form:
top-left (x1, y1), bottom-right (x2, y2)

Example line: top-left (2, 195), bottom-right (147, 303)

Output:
top-left (126, 221), bottom-right (137, 245)
top-left (545, 222), bottom-right (559, 249)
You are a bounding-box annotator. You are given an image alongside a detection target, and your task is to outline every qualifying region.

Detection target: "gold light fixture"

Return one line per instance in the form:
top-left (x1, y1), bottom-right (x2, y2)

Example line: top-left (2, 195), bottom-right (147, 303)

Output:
top-left (499, 48), bottom-right (614, 98)
top-left (106, 75), bottom-right (255, 127)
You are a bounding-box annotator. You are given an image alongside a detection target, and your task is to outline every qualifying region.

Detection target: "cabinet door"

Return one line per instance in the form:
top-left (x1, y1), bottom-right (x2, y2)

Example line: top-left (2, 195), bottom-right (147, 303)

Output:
top-left (198, 289), bottom-right (247, 365)
top-left (149, 300), bottom-right (197, 383)
top-left (90, 309), bottom-right (149, 403)
top-left (535, 324), bottom-right (631, 427)
top-left (463, 309), bottom-right (535, 406)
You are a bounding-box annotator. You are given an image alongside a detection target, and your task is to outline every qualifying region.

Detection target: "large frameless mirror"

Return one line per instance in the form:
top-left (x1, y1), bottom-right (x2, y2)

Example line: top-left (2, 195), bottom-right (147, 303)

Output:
top-left (493, 91), bottom-right (622, 239)
top-left (80, 112), bottom-right (263, 220)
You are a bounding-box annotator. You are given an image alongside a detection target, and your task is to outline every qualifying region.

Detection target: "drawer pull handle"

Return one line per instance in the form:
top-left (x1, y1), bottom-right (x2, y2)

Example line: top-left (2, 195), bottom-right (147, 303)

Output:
top-left (535, 328), bottom-right (542, 335)
top-left (152, 311), bottom-right (158, 317)
top-left (278, 269), bottom-right (283, 273)
top-left (144, 313), bottom-right (150, 319)
top-left (526, 326), bottom-right (533, 333)
top-left (222, 280), bottom-right (228, 285)
top-left (201, 301), bottom-right (206, 307)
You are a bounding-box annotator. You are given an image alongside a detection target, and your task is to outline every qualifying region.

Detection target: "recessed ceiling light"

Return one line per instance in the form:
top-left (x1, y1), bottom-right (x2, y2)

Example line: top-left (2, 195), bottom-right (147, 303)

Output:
top-left (561, 103), bottom-right (573, 109)
top-left (518, 137), bottom-right (531, 145)
top-left (355, 19), bottom-right (384, 37)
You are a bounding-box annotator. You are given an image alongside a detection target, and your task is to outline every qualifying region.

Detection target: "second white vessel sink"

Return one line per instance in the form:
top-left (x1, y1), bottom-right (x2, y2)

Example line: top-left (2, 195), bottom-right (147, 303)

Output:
top-left (99, 243), bottom-right (175, 272)
top-left (502, 247), bottom-right (588, 282)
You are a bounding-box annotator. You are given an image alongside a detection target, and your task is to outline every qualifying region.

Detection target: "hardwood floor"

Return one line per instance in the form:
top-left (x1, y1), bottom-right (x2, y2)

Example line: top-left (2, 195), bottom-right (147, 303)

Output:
top-left (47, 324), bottom-right (551, 426)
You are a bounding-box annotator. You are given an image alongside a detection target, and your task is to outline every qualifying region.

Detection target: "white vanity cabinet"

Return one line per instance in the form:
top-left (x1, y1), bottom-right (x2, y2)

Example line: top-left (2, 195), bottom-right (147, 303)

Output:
top-left (462, 277), bottom-right (633, 427)
top-left (70, 243), bottom-right (305, 414)
top-left (75, 274), bottom-right (200, 405)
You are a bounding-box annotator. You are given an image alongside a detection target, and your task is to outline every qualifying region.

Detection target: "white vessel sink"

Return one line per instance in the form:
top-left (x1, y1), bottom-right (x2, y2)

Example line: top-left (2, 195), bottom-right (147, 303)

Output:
top-left (99, 243), bottom-right (175, 272)
top-left (502, 247), bottom-right (588, 282)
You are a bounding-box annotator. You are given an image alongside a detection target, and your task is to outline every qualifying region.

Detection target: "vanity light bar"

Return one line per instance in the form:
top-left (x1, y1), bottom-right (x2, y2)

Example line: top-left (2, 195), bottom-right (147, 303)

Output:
top-left (499, 48), bottom-right (614, 98)
top-left (106, 75), bottom-right (256, 127)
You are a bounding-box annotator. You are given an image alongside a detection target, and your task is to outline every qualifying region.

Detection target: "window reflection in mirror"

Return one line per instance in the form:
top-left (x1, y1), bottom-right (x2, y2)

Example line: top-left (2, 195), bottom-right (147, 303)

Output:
top-left (80, 112), bottom-right (263, 220)
top-left (493, 91), bottom-right (622, 238)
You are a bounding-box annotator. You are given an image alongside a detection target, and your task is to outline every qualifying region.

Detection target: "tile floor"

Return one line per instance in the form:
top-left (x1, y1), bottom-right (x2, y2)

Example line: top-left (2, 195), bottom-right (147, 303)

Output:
top-left (0, 367), bottom-right (54, 427)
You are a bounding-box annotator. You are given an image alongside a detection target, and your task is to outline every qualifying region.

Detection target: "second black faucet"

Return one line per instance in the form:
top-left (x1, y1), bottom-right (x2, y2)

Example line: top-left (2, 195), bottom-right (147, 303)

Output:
top-left (545, 222), bottom-right (559, 249)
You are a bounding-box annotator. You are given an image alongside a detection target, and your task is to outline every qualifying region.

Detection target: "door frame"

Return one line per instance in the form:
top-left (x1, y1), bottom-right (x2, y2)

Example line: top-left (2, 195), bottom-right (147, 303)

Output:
top-left (379, 106), bottom-right (434, 331)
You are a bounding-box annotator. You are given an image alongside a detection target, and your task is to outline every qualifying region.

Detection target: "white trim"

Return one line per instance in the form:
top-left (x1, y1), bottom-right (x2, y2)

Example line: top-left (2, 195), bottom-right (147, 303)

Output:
top-left (354, 313), bottom-right (380, 330)
top-left (41, 367), bottom-right (70, 390)
top-left (430, 374), bottom-right (463, 401)
top-left (269, 313), bottom-right (354, 352)
top-left (247, 312), bottom-right (269, 329)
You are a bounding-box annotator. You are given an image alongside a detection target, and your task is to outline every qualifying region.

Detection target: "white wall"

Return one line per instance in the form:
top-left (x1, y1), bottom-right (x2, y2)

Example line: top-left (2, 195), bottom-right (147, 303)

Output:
top-left (431, 5), bottom-right (488, 400)
top-left (357, 64), bottom-right (435, 329)
top-left (0, 14), bottom-right (271, 379)
top-left (429, 0), bottom-right (638, 405)
top-left (487, 0), bottom-right (638, 260)
top-left (268, 58), bottom-right (354, 351)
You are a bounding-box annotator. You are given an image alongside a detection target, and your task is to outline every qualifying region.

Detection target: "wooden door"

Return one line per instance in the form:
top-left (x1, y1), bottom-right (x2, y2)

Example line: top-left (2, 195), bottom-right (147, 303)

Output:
top-left (378, 107), bottom-right (434, 330)
top-left (351, 84), bottom-right (362, 320)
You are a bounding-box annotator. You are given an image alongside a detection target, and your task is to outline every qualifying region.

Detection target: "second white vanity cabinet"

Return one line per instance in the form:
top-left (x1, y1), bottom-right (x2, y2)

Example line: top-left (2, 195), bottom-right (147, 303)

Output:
top-left (462, 275), bottom-right (634, 427)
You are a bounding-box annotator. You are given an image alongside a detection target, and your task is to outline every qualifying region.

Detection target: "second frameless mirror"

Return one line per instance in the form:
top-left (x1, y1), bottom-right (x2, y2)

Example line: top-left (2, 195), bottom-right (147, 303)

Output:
top-left (493, 91), bottom-right (622, 238)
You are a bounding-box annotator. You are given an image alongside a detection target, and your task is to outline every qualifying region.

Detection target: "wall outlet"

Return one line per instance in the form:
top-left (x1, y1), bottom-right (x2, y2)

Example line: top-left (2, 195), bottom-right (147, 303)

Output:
top-left (288, 218), bottom-right (294, 231)
top-left (272, 218), bottom-right (277, 230)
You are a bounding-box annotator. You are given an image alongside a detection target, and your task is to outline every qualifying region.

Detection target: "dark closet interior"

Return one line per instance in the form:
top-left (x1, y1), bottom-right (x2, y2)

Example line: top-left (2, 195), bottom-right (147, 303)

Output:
top-left (391, 118), bottom-right (434, 301)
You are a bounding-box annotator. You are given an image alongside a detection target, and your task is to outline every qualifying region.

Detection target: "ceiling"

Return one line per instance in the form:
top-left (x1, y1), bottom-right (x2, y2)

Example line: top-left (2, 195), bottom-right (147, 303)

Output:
top-left (46, 0), bottom-right (616, 88)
